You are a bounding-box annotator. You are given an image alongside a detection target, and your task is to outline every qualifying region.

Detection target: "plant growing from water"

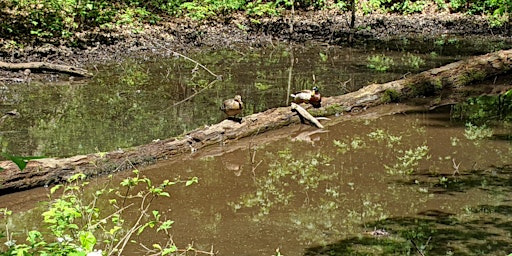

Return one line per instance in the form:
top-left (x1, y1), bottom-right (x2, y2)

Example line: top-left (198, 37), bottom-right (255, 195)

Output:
top-left (230, 149), bottom-right (335, 217)
top-left (402, 53), bottom-right (425, 70)
top-left (464, 123), bottom-right (494, 143)
top-left (367, 54), bottom-right (394, 72)
top-left (385, 145), bottom-right (430, 175)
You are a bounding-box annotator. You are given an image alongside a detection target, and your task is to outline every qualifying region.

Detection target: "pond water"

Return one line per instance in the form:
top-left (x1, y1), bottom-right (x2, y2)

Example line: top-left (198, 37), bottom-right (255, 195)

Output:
top-left (0, 41), bottom-right (469, 158)
top-left (0, 38), bottom-right (511, 255)
top-left (1, 105), bottom-right (511, 255)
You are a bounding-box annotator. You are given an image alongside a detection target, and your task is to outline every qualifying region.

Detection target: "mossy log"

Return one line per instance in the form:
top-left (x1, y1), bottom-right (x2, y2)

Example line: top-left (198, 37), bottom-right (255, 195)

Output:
top-left (0, 61), bottom-right (92, 77)
top-left (1, 49), bottom-right (512, 194)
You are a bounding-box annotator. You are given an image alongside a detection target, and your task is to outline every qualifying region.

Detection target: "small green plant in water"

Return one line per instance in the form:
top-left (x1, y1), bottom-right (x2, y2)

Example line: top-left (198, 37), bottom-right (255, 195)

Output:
top-left (402, 53), bottom-right (425, 70)
top-left (385, 145), bottom-right (430, 175)
top-left (230, 149), bottom-right (334, 217)
top-left (367, 54), bottom-right (394, 72)
top-left (464, 123), bottom-right (493, 143)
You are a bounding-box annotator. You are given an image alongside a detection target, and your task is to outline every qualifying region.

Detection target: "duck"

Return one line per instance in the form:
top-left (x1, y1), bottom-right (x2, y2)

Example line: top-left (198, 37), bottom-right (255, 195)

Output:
top-left (220, 95), bottom-right (243, 121)
top-left (290, 86), bottom-right (321, 108)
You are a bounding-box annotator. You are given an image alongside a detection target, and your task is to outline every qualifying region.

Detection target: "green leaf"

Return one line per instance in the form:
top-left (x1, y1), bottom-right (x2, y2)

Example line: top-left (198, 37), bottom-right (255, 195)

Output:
top-left (157, 220), bottom-right (174, 232)
top-left (185, 177), bottom-right (199, 186)
top-left (3, 153), bottom-right (46, 171)
top-left (79, 231), bottom-right (97, 252)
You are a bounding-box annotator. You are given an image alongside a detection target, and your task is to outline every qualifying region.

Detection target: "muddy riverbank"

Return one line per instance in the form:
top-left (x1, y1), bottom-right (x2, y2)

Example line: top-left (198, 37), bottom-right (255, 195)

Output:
top-left (0, 11), bottom-right (511, 82)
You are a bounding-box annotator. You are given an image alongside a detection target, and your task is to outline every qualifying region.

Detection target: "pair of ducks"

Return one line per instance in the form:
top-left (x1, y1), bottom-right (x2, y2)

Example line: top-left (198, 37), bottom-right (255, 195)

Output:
top-left (221, 87), bottom-right (321, 120)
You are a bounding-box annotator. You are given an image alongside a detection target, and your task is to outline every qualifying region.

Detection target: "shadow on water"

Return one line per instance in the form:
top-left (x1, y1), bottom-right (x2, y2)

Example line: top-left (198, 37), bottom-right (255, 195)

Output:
top-left (305, 164), bottom-right (512, 256)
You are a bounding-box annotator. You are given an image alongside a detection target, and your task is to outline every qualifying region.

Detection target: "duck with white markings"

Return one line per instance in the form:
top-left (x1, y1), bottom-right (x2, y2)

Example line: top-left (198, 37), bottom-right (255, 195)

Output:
top-left (290, 86), bottom-right (321, 108)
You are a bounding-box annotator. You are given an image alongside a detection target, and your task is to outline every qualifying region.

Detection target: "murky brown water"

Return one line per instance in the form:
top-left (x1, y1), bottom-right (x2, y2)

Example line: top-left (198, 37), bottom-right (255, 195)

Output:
top-left (2, 105), bottom-right (510, 255)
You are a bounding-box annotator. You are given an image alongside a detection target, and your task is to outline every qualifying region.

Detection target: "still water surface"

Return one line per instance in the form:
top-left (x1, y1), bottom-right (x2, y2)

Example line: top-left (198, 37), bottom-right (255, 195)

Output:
top-left (0, 43), bottom-right (463, 157)
top-left (2, 105), bottom-right (510, 255)
top-left (1, 39), bottom-right (511, 255)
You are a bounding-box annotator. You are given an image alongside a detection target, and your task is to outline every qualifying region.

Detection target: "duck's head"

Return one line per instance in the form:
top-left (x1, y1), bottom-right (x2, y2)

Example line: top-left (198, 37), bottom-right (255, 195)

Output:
top-left (312, 86), bottom-right (319, 92)
top-left (234, 95), bottom-right (242, 102)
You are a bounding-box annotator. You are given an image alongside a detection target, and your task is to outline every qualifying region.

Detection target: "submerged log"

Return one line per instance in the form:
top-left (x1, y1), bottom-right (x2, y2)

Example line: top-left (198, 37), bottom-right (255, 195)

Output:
top-left (0, 61), bottom-right (92, 77)
top-left (1, 49), bottom-right (512, 194)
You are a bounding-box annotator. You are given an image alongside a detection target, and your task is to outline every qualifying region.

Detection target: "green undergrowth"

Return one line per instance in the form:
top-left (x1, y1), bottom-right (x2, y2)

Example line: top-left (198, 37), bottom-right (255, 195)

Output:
top-left (0, 0), bottom-right (510, 47)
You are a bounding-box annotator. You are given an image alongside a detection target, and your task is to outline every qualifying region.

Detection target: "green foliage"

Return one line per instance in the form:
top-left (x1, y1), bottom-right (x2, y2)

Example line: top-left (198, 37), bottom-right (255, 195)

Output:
top-left (402, 53), bottom-right (425, 70)
top-left (333, 128), bottom-right (430, 175)
top-left (0, 170), bottom-right (199, 255)
top-left (452, 91), bottom-right (512, 125)
top-left (464, 123), bottom-right (494, 142)
top-left (367, 54), bottom-right (395, 72)
top-left (381, 89), bottom-right (401, 103)
top-left (230, 148), bottom-right (335, 217)
top-left (384, 145), bottom-right (430, 175)
top-left (180, 0), bottom-right (246, 20)
top-left (246, 0), bottom-right (280, 16)
top-left (1, 154), bottom-right (46, 171)
top-left (319, 52), bottom-right (328, 62)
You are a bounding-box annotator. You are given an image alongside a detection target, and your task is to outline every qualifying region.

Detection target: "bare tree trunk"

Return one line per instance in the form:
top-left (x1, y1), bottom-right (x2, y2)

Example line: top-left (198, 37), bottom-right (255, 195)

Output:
top-left (348, 0), bottom-right (356, 45)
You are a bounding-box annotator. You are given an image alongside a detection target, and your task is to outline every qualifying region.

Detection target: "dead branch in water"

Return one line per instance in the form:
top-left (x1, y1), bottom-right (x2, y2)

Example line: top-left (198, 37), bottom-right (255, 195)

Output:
top-left (291, 102), bottom-right (324, 129)
top-left (0, 61), bottom-right (92, 77)
top-left (153, 41), bottom-right (222, 80)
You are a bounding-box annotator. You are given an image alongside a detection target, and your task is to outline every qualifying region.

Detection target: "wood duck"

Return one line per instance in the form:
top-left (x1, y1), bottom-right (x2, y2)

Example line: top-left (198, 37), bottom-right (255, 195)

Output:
top-left (290, 86), bottom-right (321, 108)
top-left (220, 95), bottom-right (243, 121)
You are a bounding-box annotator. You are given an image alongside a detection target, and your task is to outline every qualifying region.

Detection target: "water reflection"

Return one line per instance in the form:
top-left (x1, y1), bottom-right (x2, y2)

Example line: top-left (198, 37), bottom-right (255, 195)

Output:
top-left (128, 107), bottom-right (511, 255)
top-left (1, 106), bottom-right (511, 255)
top-left (0, 44), bottom-right (461, 157)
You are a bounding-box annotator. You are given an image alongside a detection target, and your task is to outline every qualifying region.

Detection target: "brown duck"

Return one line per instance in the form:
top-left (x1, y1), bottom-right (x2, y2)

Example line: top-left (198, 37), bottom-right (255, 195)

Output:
top-left (220, 95), bottom-right (243, 121)
top-left (290, 86), bottom-right (321, 108)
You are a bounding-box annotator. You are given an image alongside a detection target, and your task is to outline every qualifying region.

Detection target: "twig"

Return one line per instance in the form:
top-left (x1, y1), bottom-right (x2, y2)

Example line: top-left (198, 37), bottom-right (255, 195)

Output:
top-left (153, 41), bottom-right (222, 80)
top-left (172, 79), bottom-right (218, 107)
top-left (410, 239), bottom-right (426, 256)
top-left (452, 158), bottom-right (461, 176)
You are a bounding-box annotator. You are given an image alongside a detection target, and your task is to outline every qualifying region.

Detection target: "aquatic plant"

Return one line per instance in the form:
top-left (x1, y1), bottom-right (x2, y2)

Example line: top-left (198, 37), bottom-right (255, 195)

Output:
top-left (367, 54), bottom-right (394, 72)
top-left (464, 123), bottom-right (494, 142)
top-left (230, 149), bottom-right (335, 217)
top-left (385, 145), bottom-right (430, 175)
top-left (402, 53), bottom-right (425, 70)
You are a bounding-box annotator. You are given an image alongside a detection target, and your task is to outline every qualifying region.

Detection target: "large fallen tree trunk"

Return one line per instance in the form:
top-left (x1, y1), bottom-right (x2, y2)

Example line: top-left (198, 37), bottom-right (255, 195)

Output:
top-left (0, 61), bottom-right (92, 77)
top-left (0, 49), bottom-right (511, 194)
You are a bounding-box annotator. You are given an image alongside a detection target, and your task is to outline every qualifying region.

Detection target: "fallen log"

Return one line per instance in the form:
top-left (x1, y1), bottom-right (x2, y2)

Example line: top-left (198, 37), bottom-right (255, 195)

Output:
top-left (1, 49), bottom-right (512, 194)
top-left (0, 61), bottom-right (92, 77)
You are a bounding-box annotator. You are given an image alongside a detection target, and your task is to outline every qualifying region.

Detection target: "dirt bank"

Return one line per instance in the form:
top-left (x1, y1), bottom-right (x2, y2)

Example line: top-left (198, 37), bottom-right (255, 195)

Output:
top-left (0, 11), bottom-right (511, 82)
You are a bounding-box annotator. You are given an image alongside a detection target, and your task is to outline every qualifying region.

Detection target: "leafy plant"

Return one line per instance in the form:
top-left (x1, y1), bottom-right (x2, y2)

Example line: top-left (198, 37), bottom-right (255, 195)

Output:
top-left (0, 170), bottom-right (199, 255)
top-left (385, 145), bottom-right (430, 175)
top-left (402, 53), bottom-right (425, 70)
top-left (230, 149), bottom-right (335, 217)
top-left (464, 123), bottom-right (494, 142)
top-left (367, 54), bottom-right (394, 72)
